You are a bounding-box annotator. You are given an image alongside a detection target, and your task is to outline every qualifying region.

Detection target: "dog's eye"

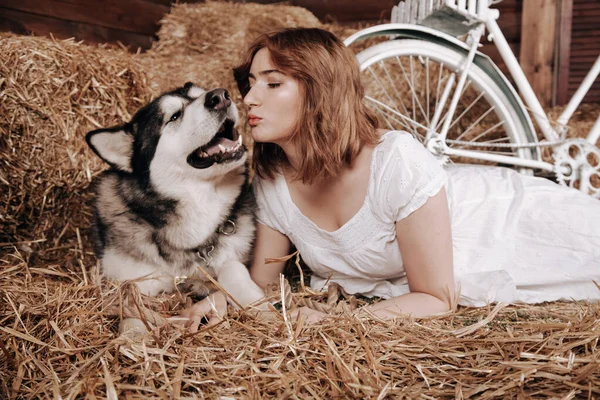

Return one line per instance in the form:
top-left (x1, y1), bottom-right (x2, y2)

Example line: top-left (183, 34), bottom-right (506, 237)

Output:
top-left (169, 111), bottom-right (182, 123)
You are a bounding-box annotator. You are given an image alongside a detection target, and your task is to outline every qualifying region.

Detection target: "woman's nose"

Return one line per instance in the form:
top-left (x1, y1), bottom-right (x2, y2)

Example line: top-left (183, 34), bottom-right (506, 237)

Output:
top-left (243, 86), bottom-right (259, 107)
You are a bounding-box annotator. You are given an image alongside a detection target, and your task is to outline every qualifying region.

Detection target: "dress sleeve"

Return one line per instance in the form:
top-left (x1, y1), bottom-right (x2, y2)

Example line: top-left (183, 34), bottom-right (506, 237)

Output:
top-left (252, 175), bottom-right (288, 235)
top-left (373, 132), bottom-right (447, 222)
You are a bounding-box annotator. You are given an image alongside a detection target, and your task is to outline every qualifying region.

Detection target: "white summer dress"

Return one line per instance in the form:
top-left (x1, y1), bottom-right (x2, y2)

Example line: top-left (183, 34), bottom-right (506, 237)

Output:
top-left (253, 131), bottom-right (600, 306)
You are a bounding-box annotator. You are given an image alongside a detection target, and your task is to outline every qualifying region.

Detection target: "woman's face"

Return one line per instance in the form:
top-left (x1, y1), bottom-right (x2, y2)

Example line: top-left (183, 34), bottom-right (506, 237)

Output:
top-left (243, 48), bottom-right (302, 145)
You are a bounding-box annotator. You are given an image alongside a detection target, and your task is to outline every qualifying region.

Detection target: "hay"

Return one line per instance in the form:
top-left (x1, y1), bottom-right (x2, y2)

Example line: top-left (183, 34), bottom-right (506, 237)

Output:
top-left (0, 32), bottom-right (154, 267)
top-left (1, 2), bottom-right (599, 398)
top-left (137, 1), bottom-right (322, 93)
top-left (1, 257), bottom-right (599, 398)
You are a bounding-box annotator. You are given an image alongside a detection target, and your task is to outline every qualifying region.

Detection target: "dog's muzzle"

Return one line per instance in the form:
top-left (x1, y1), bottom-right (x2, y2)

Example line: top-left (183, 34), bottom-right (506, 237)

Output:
top-left (187, 89), bottom-right (245, 169)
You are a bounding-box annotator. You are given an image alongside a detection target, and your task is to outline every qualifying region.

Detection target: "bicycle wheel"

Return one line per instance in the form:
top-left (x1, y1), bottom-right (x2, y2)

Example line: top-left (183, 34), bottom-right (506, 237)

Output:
top-left (356, 39), bottom-right (539, 167)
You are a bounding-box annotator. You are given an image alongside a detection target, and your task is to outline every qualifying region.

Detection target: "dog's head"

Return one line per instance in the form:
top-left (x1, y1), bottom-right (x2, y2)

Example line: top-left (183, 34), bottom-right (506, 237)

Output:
top-left (86, 83), bottom-right (245, 185)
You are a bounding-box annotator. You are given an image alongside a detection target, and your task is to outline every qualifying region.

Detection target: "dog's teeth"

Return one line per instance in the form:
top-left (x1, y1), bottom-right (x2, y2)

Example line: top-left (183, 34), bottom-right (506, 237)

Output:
top-left (201, 151), bottom-right (209, 157)
top-left (238, 135), bottom-right (243, 145)
top-left (218, 144), bottom-right (226, 153)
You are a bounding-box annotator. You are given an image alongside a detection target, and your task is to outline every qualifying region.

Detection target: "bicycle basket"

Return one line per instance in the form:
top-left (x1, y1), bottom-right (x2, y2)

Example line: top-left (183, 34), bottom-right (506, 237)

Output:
top-left (391, 0), bottom-right (493, 36)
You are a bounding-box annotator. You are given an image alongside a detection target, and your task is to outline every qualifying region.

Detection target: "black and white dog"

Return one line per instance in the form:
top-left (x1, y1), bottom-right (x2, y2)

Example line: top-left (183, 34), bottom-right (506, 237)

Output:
top-left (86, 83), bottom-right (265, 330)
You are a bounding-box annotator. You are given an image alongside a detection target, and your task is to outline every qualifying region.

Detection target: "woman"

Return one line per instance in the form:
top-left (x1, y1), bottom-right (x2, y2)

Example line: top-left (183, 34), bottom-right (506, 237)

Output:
top-left (182, 27), bottom-right (600, 329)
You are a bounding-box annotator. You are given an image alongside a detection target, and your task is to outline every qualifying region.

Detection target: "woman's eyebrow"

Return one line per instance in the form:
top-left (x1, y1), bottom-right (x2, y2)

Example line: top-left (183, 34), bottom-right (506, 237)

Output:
top-left (248, 69), bottom-right (285, 79)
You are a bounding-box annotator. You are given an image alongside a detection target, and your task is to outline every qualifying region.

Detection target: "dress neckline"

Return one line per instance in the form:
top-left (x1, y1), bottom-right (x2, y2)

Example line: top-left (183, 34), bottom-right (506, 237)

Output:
top-left (278, 131), bottom-right (393, 235)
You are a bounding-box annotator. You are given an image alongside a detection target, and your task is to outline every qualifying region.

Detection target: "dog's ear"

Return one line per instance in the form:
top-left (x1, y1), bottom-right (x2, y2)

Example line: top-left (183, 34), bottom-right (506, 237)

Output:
top-left (86, 126), bottom-right (134, 173)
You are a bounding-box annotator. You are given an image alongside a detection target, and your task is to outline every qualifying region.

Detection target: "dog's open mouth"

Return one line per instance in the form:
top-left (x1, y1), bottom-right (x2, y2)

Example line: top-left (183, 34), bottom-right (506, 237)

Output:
top-left (187, 119), bottom-right (245, 169)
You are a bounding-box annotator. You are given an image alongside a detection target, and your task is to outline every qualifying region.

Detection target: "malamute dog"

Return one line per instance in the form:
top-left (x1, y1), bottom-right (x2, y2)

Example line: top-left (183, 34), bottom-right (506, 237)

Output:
top-left (86, 83), bottom-right (265, 331)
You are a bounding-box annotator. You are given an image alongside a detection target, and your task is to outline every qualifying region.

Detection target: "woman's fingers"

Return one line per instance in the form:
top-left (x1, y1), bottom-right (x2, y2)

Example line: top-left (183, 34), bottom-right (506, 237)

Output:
top-left (188, 315), bottom-right (202, 333)
top-left (290, 307), bottom-right (328, 324)
top-left (205, 314), bottom-right (224, 328)
top-left (177, 291), bottom-right (228, 331)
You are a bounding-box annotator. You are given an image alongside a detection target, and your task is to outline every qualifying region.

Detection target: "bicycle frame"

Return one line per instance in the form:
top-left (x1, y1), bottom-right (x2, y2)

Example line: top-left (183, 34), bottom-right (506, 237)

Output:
top-left (419, 4), bottom-right (600, 177)
top-left (483, 16), bottom-right (600, 146)
top-left (347, 0), bottom-right (600, 196)
top-left (438, 11), bottom-right (600, 177)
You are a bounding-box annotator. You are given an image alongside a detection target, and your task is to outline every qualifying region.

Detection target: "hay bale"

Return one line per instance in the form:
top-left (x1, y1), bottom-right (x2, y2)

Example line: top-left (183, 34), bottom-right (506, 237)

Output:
top-left (1, 255), bottom-right (599, 398)
top-left (137, 1), bottom-right (322, 94)
top-left (0, 33), bottom-right (153, 264)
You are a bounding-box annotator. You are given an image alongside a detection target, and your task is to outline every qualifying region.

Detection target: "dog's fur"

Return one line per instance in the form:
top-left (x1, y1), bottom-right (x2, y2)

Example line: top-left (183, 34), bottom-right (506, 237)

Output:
top-left (86, 83), bottom-right (264, 320)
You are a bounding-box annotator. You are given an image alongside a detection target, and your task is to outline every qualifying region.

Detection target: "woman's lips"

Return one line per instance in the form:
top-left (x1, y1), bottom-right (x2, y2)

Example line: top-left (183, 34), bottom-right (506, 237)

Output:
top-left (248, 115), bottom-right (262, 127)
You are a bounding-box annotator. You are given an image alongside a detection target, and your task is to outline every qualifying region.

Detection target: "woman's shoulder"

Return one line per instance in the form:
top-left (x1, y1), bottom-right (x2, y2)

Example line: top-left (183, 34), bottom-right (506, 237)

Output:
top-left (373, 130), bottom-right (434, 166)
top-left (377, 130), bottom-right (420, 149)
top-left (370, 131), bottom-right (447, 221)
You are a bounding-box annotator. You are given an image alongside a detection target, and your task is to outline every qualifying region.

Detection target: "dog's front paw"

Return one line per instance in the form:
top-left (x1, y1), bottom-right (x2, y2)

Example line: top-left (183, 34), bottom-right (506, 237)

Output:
top-left (176, 278), bottom-right (211, 301)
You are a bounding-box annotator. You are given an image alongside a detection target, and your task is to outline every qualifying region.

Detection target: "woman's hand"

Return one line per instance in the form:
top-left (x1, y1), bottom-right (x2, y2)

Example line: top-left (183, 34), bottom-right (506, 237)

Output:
top-left (290, 306), bottom-right (329, 324)
top-left (179, 291), bottom-right (227, 332)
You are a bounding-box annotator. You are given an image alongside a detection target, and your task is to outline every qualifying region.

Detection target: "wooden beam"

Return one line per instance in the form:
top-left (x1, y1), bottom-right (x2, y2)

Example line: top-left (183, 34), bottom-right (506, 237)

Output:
top-left (519, 0), bottom-right (557, 107)
top-left (0, 7), bottom-right (153, 50)
top-left (0, 0), bottom-right (169, 35)
top-left (556, 0), bottom-right (573, 105)
top-left (244, 0), bottom-right (398, 22)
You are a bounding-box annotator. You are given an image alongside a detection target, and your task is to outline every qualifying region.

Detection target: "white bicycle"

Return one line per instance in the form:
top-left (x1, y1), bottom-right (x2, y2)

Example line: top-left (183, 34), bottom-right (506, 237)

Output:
top-left (344, 0), bottom-right (600, 198)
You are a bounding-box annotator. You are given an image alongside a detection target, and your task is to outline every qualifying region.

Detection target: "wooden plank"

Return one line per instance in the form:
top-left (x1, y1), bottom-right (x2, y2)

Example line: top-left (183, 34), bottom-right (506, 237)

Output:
top-left (555, 0), bottom-right (572, 105)
top-left (494, 0), bottom-right (522, 44)
top-left (0, 0), bottom-right (168, 35)
top-left (572, 29), bottom-right (600, 38)
top-left (519, 0), bottom-right (557, 107)
top-left (568, 1), bottom-right (600, 104)
top-left (0, 7), bottom-right (153, 50)
top-left (248, 0), bottom-right (398, 22)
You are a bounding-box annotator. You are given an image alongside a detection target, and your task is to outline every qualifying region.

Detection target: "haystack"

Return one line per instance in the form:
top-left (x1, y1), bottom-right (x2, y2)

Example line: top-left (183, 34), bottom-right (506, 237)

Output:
top-left (138, 1), bottom-right (322, 94)
top-left (1, 2), bottom-right (599, 399)
top-left (0, 33), bottom-right (154, 267)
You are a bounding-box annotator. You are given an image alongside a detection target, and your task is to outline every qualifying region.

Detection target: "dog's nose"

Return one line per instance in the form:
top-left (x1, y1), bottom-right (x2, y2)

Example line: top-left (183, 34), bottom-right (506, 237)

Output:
top-left (204, 88), bottom-right (231, 111)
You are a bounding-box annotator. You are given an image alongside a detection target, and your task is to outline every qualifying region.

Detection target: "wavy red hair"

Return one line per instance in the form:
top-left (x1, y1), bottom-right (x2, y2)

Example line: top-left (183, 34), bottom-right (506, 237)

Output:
top-left (234, 28), bottom-right (379, 184)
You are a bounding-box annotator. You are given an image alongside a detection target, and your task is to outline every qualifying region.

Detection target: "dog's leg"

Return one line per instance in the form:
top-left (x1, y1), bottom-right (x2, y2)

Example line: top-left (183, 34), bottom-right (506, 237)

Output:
top-left (102, 250), bottom-right (174, 296)
top-left (102, 250), bottom-right (175, 337)
top-left (215, 261), bottom-right (267, 309)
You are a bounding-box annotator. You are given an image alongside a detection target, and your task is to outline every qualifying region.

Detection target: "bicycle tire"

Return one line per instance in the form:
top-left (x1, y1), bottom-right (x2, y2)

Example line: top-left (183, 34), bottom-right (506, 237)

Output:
top-left (356, 39), bottom-right (539, 168)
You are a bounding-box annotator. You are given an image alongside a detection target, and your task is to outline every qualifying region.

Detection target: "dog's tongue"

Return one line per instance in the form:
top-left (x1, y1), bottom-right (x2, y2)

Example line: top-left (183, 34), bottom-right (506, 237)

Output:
top-left (204, 137), bottom-right (238, 156)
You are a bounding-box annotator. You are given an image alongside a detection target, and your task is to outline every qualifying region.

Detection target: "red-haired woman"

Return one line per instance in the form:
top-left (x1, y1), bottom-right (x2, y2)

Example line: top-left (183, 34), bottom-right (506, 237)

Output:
top-left (182, 27), bottom-right (600, 329)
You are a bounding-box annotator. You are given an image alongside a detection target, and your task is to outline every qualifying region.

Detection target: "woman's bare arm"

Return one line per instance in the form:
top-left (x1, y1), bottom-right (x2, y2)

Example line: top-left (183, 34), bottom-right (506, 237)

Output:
top-left (250, 222), bottom-right (292, 289)
top-left (365, 188), bottom-right (455, 319)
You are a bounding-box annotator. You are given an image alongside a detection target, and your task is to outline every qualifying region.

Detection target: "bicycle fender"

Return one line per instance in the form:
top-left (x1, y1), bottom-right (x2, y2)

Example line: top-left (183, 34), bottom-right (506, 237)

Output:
top-left (344, 24), bottom-right (538, 149)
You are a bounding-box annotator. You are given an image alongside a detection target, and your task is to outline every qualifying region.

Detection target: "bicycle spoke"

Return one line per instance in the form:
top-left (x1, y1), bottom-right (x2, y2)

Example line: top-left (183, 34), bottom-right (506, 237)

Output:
top-left (447, 90), bottom-right (485, 132)
top-left (365, 96), bottom-right (430, 136)
top-left (396, 56), bottom-right (428, 125)
top-left (380, 60), bottom-right (415, 130)
top-left (435, 80), bottom-right (472, 132)
top-left (433, 62), bottom-right (445, 123)
top-left (367, 65), bottom-right (418, 135)
top-left (463, 121), bottom-right (508, 147)
top-left (409, 56), bottom-right (416, 124)
top-left (374, 107), bottom-right (395, 131)
top-left (376, 107), bottom-right (414, 132)
top-left (454, 105), bottom-right (495, 141)
top-left (426, 56), bottom-right (430, 124)
top-left (367, 97), bottom-right (417, 132)
top-left (481, 136), bottom-right (512, 143)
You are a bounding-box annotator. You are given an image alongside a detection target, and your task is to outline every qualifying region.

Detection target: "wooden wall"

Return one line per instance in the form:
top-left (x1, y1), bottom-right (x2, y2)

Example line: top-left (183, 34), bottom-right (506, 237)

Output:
top-left (0, 0), bottom-right (177, 50)
top-left (568, 0), bottom-right (600, 103)
top-left (0, 0), bottom-right (597, 105)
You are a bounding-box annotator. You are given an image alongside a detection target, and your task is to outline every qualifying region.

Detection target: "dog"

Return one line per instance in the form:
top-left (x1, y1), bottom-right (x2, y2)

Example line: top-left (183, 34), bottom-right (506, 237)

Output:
top-left (86, 82), bottom-right (265, 333)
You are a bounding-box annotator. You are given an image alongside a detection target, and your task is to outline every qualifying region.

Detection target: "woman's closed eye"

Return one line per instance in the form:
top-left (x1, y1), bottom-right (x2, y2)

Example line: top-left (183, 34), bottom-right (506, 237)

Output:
top-left (268, 83), bottom-right (281, 88)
